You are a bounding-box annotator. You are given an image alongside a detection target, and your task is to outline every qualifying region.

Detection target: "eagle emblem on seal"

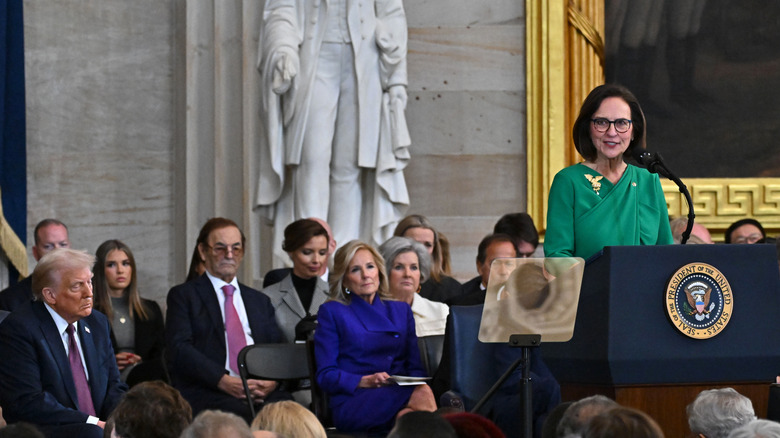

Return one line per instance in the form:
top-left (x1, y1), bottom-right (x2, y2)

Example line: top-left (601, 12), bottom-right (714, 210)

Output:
top-left (685, 282), bottom-right (715, 321)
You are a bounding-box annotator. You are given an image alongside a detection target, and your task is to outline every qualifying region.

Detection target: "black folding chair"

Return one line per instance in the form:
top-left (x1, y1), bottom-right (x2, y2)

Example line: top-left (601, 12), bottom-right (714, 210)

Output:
top-left (237, 343), bottom-right (310, 419)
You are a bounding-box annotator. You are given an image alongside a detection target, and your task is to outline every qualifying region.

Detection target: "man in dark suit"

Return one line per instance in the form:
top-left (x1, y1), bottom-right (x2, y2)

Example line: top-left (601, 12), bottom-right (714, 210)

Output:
top-left (448, 234), bottom-right (520, 306)
top-left (0, 248), bottom-right (127, 438)
top-left (166, 217), bottom-right (289, 423)
top-left (0, 218), bottom-right (71, 312)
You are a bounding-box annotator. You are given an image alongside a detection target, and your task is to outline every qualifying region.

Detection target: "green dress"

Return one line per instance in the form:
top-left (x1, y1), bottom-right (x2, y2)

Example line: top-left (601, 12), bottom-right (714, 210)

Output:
top-left (544, 162), bottom-right (673, 260)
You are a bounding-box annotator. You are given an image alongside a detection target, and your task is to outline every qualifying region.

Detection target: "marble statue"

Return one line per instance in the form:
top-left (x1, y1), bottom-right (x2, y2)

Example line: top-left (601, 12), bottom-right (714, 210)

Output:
top-left (256, 0), bottom-right (411, 267)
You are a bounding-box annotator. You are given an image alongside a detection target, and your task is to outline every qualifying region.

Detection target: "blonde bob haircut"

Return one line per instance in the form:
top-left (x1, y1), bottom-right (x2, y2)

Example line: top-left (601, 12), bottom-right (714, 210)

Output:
top-left (328, 240), bottom-right (391, 304)
top-left (250, 400), bottom-right (327, 438)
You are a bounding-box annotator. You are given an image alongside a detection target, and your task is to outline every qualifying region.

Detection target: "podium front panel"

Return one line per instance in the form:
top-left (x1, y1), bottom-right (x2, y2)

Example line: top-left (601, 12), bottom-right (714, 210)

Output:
top-left (542, 244), bottom-right (780, 385)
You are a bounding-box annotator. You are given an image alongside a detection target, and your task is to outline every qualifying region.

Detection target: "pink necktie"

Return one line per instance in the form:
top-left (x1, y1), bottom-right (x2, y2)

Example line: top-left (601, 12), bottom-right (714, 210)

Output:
top-left (66, 324), bottom-right (96, 416)
top-left (222, 285), bottom-right (247, 374)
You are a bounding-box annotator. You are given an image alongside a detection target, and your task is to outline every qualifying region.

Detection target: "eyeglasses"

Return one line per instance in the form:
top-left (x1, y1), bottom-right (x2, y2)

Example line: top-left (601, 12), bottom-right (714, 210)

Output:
top-left (591, 118), bottom-right (632, 133)
top-left (206, 244), bottom-right (243, 257)
top-left (733, 234), bottom-right (764, 244)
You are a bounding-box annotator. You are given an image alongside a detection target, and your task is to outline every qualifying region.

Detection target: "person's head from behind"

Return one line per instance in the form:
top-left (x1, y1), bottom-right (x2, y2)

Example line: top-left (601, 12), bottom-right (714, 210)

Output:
top-left (669, 217), bottom-right (714, 244)
top-left (110, 381), bottom-right (192, 438)
top-left (572, 84), bottom-right (646, 163)
top-left (0, 422), bottom-right (45, 438)
top-left (196, 218), bottom-right (246, 283)
top-left (379, 236), bottom-right (432, 302)
top-left (687, 387), bottom-right (756, 438)
top-left (282, 219), bottom-right (329, 280)
top-left (394, 214), bottom-right (449, 281)
top-left (557, 395), bottom-right (618, 438)
top-left (250, 400), bottom-right (326, 438)
top-left (493, 213), bottom-right (539, 257)
top-left (32, 248), bottom-right (95, 324)
top-left (725, 219), bottom-right (766, 244)
top-left (180, 410), bottom-right (252, 438)
top-left (388, 411), bottom-right (457, 438)
top-left (726, 419), bottom-right (780, 438)
top-left (476, 234), bottom-right (519, 288)
top-left (443, 413), bottom-right (505, 438)
top-left (583, 406), bottom-right (664, 438)
top-left (329, 240), bottom-right (389, 304)
top-left (32, 219), bottom-right (70, 261)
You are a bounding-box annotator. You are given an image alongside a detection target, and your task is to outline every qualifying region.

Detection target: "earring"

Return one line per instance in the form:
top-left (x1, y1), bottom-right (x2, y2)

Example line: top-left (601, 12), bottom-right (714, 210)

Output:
top-left (344, 287), bottom-right (351, 294)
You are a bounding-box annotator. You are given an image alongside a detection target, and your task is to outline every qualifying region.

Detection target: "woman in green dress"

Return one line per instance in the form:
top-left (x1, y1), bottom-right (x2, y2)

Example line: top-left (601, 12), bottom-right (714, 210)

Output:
top-left (544, 84), bottom-right (673, 260)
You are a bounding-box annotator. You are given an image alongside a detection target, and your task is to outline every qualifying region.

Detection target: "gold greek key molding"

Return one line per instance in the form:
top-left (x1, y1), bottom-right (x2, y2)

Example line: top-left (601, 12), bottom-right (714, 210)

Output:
top-left (663, 179), bottom-right (780, 240)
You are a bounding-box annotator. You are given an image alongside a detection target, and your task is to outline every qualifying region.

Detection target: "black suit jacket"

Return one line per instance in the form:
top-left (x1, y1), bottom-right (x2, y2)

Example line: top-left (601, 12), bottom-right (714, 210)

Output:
top-left (0, 301), bottom-right (127, 426)
top-left (165, 274), bottom-right (282, 402)
top-left (0, 276), bottom-right (33, 312)
top-left (447, 276), bottom-right (485, 306)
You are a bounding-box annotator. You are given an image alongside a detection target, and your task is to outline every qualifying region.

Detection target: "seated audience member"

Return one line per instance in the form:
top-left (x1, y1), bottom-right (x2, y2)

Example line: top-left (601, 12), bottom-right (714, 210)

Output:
top-left (0, 423), bottom-right (45, 438)
top-left (687, 388), bottom-right (756, 438)
top-left (727, 419), bottom-right (780, 438)
top-left (108, 381), bottom-right (192, 438)
top-left (583, 406), bottom-right (664, 438)
top-left (0, 219), bottom-right (70, 311)
top-left (448, 234), bottom-right (519, 306)
top-left (394, 215), bottom-right (462, 303)
top-left (165, 218), bottom-right (289, 423)
top-left (186, 245), bottom-right (206, 282)
top-left (388, 411), bottom-right (457, 438)
top-left (556, 395), bottom-right (618, 438)
top-left (0, 249), bottom-right (127, 438)
top-left (670, 217), bottom-right (714, 244)
top-left (443, 413), bottom-right (505, 438)
top-left (93, 240), bottom-right (167, 386)
top-left (180, 410), bottom-right (253, 438)
top-left (725, 219), bottom-right (766, 244)
top-left (262, 217), bottom-right (336, 288)
top-left (379, 236), bottom-right (449, 337)
top-left (314, 240), bottom-right (436, 434)
top-left (493, 213), bottom-right (540, 257)
top-left (541, 401), bottom-right (573, 438)
top-left (250, 400), bottom-right (326, 438)
top-left (262, 219), bottom-right (330, 342)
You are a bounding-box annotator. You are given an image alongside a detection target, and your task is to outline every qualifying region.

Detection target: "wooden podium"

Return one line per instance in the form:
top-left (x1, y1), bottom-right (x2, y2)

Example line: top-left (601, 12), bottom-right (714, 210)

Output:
top-left (541, 244), bottom-right (780, 437)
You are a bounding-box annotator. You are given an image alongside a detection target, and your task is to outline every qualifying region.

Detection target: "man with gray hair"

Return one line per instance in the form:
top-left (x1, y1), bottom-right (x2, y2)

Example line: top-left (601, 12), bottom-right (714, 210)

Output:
top-left (180, 410), bottom-right (253, 438)
top-left (557, 394), bottom-right (619, 437)
top-left (688, 388), bottom-right (757, 438)
top-left (726, 419), bottom-right (780, 438)
top-left (0, 248), bottom-right (126, 438)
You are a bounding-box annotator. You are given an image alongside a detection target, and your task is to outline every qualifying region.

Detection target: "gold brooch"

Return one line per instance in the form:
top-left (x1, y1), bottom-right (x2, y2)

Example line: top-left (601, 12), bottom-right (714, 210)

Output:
top-left (585, 174), bottom-right (603, 195)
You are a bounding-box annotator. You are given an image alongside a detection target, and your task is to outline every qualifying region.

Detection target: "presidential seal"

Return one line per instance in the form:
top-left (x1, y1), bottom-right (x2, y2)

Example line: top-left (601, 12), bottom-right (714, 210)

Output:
top-left (665, 262), bottom-right (733, 339)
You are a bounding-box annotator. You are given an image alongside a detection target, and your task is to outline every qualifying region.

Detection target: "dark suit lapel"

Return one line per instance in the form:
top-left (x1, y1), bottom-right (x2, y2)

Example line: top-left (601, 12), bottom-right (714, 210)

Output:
top-left (242, 285), bottom-right (264, 338)
top-left (195, 276), bottom-right (226, 349)
top-left (350, 297), bottom-right (397, 333)
top-left (79, 318), bottom-right (103, 412)
top-left (279, 276), bottom-right (306, 319)
top-left (34, 303), bottom-right (79, 409)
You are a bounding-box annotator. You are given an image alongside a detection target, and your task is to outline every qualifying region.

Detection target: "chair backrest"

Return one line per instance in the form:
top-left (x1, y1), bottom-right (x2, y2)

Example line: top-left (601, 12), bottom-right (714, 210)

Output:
top-left (448, 305), bottom-right (495, 411)
top-left (417, 334), bottom-right (445, 377)
top-left (305, 339), bottom-right (333, 427)
top-left (238, 343), bottom-right (310, 381)
top-left (237, 343), bottom-right (309, 418)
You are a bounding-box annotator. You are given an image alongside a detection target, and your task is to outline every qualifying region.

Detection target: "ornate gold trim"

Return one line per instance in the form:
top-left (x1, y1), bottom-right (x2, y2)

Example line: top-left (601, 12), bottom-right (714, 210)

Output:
top-left (0, 188), bottom-right (28, 278)
top-left (526, 0), bottom-right (604, 232)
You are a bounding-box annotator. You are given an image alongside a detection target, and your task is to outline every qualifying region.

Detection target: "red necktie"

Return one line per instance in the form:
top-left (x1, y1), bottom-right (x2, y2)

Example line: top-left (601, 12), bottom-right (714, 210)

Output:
top-left (66, 324), bottom-right (96, 416)
top-left (222, 285), bottom-right (247, 374)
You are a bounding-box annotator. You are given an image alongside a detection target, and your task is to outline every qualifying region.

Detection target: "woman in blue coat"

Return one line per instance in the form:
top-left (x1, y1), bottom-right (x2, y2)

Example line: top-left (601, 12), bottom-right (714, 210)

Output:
top-left (314, 240), bottom-right (437, 433)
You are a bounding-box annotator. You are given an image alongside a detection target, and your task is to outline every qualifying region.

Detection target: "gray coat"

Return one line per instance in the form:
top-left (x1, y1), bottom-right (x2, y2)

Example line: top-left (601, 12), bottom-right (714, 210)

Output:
top-left (261, 273), bottom-right (330, 342)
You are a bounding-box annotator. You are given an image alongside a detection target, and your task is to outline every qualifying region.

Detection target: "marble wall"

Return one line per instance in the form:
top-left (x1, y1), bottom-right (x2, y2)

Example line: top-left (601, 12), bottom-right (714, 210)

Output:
top-left (22, 0), bottom-right (527, 305)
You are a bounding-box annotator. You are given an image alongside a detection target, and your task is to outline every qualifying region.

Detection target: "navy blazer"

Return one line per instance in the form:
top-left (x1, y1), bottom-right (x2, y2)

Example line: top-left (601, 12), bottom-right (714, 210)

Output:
top-left (0, 301), bottom-right (127, 425)
top-left (165, 274), bottom-right (282, 393)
